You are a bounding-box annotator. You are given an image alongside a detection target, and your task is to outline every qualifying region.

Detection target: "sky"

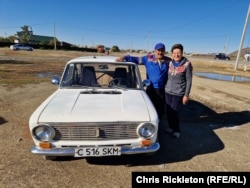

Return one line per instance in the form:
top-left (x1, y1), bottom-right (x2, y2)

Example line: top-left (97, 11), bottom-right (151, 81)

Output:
top-left (0, 0), bottom-right (250, 54)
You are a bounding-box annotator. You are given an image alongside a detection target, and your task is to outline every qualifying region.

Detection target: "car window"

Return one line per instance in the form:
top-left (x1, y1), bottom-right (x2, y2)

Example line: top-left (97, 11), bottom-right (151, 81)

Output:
top-left (60, 62), bottom-right (141, 89)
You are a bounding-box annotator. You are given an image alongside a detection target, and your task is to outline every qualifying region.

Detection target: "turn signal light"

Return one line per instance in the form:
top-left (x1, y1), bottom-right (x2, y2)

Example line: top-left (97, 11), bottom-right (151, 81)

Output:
top-left (39, 142), bottom-right (51, 148)
top-left (141, 139), bottom-right (151, 146)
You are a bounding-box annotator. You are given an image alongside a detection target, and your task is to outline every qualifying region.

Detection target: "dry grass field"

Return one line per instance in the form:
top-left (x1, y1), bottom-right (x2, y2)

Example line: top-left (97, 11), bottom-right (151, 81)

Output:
top-left (0, 47), bottom-right (249, 188)
top-left (0, 48), bottom-right (249, 86)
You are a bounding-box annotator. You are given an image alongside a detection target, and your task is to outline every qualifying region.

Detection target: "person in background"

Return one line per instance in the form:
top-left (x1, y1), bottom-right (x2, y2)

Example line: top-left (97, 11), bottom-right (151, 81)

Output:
top-left (116, 43), bottom-right (171, 121)
top-left (165, 43), bottom-right (193, 138)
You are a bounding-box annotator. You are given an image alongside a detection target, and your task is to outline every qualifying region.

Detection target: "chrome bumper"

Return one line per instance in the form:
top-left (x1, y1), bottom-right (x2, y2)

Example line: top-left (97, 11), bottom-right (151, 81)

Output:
top-left (31, 143), bottom-right (160, 157)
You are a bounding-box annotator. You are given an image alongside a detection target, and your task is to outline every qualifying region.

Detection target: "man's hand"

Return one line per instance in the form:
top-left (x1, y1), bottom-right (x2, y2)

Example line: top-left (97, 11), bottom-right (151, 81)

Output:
top-left (115, 56), bottom-right (124, 62)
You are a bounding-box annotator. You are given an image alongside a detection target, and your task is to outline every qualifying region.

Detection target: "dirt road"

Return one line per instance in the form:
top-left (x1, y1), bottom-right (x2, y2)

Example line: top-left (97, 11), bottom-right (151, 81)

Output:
top-left (0, 50), bottom-right (249, 187)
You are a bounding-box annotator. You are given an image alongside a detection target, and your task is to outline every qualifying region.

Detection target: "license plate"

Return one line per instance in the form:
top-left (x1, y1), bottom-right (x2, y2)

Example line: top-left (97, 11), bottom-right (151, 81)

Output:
top-left (75, 147), bottom-right (121, 157)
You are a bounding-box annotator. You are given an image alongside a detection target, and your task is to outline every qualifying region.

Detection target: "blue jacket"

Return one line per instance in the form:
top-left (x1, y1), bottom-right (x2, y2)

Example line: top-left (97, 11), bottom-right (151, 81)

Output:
top-left (124, 54), bottom-right (171, 89)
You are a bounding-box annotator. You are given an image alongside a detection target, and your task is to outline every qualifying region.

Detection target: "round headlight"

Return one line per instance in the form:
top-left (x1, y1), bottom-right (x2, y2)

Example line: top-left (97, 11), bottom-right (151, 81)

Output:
top-left (32, 124), bottom-right (55, 141)
top-left (138, 123), bottom-right (155, 138)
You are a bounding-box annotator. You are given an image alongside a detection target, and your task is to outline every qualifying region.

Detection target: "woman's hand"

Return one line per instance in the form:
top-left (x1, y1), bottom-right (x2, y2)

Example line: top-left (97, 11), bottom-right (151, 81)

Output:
top-left (183, 96), bottom-right (189, 105)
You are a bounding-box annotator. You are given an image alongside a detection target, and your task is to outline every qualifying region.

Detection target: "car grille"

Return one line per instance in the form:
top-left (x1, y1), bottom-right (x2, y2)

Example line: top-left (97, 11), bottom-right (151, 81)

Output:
top-left (51, 122), bottom-right (139, 141)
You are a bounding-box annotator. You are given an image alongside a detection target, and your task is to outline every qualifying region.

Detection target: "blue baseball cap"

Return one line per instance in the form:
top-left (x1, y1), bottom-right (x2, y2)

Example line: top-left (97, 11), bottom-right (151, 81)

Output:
top-left (154, 43), bottom-right (165, 50)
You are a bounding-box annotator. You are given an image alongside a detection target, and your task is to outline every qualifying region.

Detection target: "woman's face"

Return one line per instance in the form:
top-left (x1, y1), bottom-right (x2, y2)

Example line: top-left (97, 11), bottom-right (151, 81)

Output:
top-left (172, 48), bottom-right (183, 62)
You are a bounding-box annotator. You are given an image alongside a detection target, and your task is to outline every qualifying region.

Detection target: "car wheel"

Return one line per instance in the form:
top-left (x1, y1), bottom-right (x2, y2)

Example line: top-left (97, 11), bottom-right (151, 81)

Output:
top-left (42, 155), bottom-right (57, 160)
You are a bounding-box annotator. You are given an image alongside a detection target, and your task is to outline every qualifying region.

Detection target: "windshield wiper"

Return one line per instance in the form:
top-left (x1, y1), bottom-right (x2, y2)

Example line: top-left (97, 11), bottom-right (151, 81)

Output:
top-left (80, 90), bottom-right (121, 94)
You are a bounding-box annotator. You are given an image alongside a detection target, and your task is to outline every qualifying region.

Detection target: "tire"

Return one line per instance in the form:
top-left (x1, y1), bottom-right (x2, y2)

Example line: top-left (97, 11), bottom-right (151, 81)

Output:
top-left (42, 155), bottom-right (57, 160)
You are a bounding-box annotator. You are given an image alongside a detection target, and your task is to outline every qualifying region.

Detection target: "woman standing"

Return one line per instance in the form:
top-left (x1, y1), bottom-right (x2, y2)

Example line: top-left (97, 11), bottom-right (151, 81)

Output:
top-left (165, 44), bottom-right (193, 138)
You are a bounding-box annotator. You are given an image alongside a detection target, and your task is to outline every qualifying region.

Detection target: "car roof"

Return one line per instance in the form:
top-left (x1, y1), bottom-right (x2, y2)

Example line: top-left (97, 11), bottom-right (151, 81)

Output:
top-left (67, 56), bottom-right (135, 65)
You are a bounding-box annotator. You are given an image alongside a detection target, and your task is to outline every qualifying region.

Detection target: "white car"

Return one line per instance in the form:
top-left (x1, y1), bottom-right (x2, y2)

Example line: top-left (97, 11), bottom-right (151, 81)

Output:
top-left (29, 56), bottom-right (160, 160)
top-left (10, 44), bottom-right (34, 51)
top-left (244, 53), bottom-right (250, 61)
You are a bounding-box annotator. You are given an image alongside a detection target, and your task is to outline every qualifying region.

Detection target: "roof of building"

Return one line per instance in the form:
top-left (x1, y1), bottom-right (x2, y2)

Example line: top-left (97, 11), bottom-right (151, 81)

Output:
top-left (29, 35), bottom-right (55, 42)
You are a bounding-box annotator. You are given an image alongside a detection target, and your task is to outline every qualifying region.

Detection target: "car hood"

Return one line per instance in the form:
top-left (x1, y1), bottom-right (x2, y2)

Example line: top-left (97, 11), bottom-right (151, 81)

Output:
top-left (38, 89), bottom-right (152, 122)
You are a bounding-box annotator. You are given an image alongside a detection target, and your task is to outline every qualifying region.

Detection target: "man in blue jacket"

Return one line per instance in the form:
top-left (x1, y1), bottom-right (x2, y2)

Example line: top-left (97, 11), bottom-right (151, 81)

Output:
top-left (116, 43), bottom-right (171, 120)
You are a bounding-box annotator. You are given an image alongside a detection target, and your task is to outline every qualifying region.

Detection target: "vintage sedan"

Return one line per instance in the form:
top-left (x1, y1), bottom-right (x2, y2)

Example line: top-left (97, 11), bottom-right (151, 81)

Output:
top-left (29, 55), bottom-right (160, 160)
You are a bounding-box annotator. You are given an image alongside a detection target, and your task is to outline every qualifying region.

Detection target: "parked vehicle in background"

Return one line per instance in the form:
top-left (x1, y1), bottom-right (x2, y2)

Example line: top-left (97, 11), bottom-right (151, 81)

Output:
top-left (244, 53), bottom-right (250, 61)
top-left (10, 44), bottom-right (34, 51)
top-left (214, 53), bottom-right (230, 60)
top-left (29, 55), bottom-right (160, 160)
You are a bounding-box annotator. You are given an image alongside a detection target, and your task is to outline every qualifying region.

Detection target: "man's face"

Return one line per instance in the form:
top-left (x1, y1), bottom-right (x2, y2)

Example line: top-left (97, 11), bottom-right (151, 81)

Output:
top-left (154, 48), bottom-right (165, 59)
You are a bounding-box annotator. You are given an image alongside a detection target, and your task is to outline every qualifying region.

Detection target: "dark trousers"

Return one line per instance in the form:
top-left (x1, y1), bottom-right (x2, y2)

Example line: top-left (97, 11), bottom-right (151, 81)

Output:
top-left (146, 87), bottom-right (165, 120)
top-left (165, 93), bottom-right (183, 132)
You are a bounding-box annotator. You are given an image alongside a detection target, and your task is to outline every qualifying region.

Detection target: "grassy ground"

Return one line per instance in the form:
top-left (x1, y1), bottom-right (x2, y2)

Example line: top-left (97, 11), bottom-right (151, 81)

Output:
top-left (0, 47), bottom-right (249, 187)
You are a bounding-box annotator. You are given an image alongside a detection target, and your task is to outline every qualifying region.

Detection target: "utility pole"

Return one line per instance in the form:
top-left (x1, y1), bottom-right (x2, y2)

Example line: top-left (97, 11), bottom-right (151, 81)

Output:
top-left (147, 31), bottom-right (150, 52)
top-left (224, 35), bottom-right (230, 54)
top-left (234, 3), bottom-right (250, 70)
top-left (54, 22), bottom-right (57, 50)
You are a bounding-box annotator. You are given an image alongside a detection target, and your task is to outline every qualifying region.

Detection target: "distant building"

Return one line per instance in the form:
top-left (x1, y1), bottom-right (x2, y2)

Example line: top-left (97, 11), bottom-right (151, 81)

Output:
top-left (29, 35), bottom-right (55, 44)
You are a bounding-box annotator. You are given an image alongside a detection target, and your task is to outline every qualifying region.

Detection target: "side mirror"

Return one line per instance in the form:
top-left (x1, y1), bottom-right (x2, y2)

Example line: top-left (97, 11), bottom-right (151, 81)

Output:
top-left (51, 77), bottom-right (60, 85)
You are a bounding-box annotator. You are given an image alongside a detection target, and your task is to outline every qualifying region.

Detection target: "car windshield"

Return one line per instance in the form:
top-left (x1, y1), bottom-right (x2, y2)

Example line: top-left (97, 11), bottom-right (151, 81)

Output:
top-left (60, 62), bottom-right (142, 89)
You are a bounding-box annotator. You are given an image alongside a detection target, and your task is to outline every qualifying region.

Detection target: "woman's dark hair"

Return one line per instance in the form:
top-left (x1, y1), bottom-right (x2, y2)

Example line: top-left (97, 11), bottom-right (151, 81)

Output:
top-left (171, 43), bottom-right (183, 53)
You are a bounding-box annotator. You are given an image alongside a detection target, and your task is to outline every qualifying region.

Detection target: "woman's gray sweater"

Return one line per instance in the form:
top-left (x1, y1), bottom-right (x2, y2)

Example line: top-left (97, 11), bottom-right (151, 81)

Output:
top-left (164, 57), bottom-right (193, 97)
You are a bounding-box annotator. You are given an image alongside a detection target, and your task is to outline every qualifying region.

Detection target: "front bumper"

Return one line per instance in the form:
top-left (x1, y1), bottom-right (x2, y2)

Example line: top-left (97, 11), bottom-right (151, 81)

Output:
top-left (31, 143), bottom-right (160, 157)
